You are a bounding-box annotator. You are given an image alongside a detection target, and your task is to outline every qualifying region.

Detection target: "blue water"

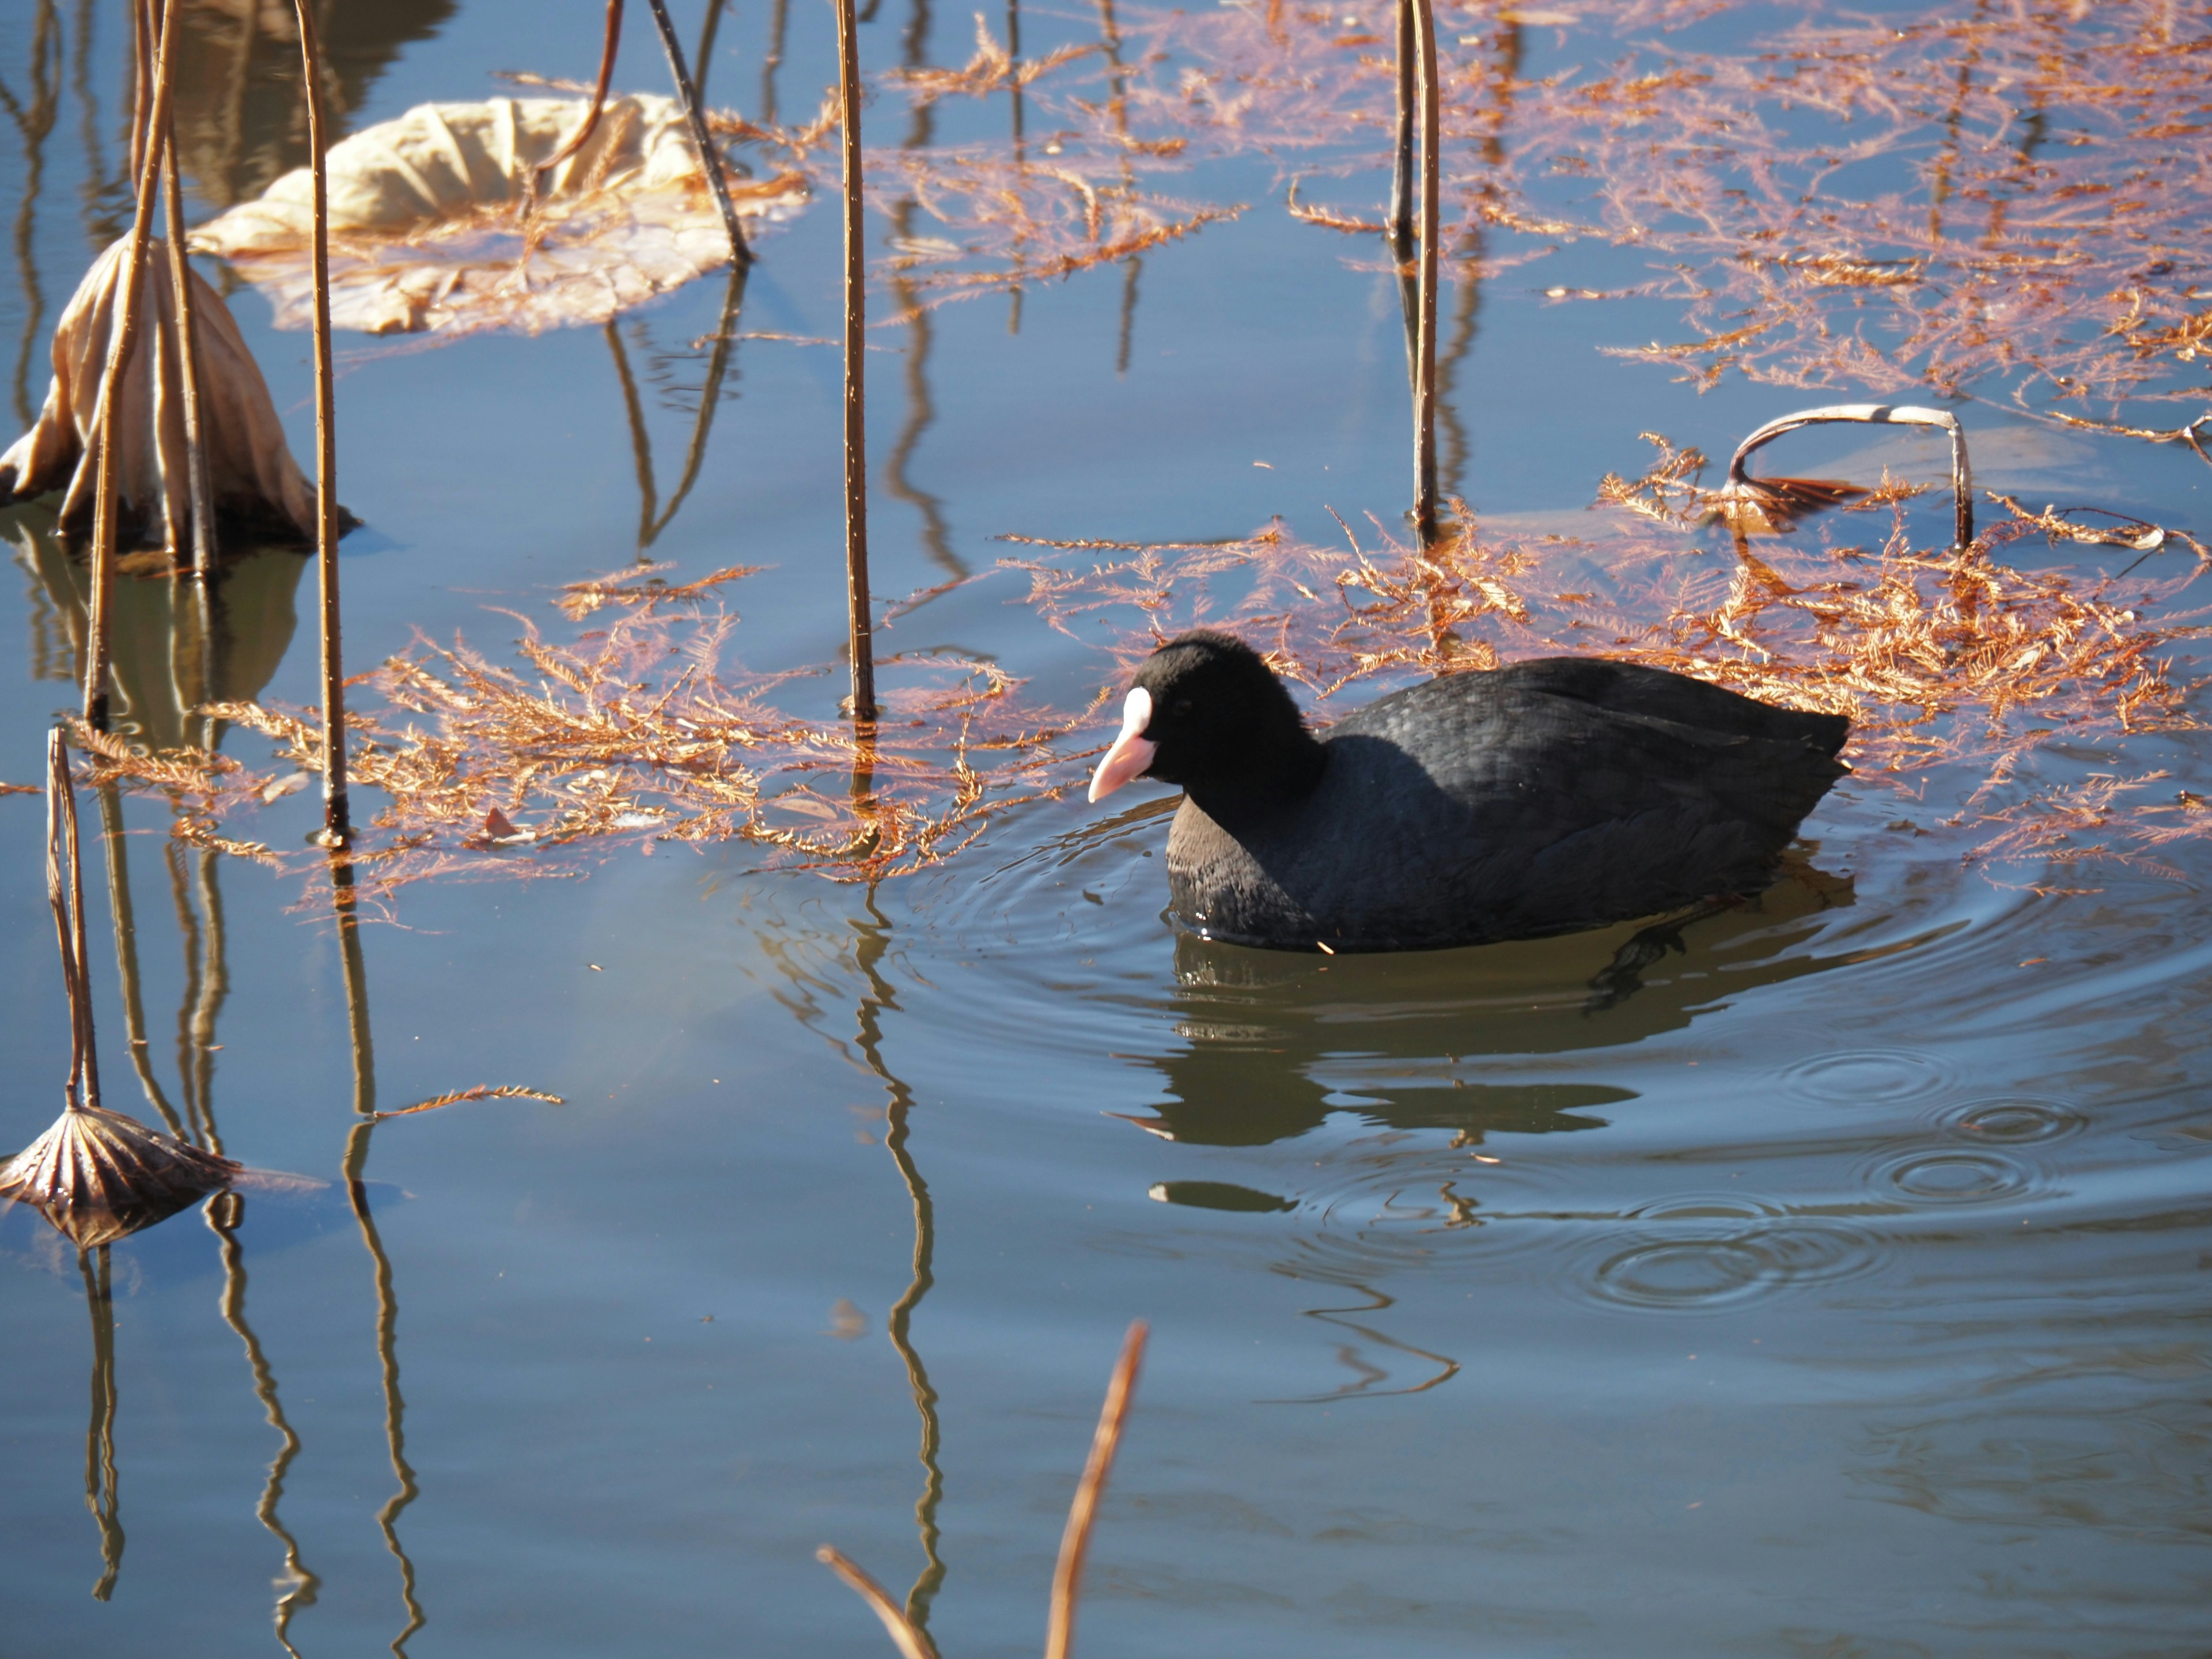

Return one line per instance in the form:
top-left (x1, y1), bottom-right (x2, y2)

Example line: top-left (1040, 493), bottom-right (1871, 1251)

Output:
top-left (1, 2), bottom-right (2208, 1656)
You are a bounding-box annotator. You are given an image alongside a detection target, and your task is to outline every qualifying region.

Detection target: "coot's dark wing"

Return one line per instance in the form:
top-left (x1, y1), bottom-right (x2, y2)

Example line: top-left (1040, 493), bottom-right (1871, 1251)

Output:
top-left (1231, 666), bottom-right (1848, 946)
top-left (1493, 656), bottom-right (1850, 757)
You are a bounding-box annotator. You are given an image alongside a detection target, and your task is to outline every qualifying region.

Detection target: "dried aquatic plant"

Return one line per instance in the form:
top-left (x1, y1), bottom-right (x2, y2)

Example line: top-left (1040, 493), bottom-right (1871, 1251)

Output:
top-left (66, 565), bottom-right (1100, 896)
top-left (1003, 418), bottom-right (2211, 883)
top-left (820, 1320), bottom-right (1148, 1659)
top-left (0, 233), bottom-right (317, 547)
top-left (1, 731), bottom-right (236, 1246)
top-left (1094, 0), bottom-right (2212, 442)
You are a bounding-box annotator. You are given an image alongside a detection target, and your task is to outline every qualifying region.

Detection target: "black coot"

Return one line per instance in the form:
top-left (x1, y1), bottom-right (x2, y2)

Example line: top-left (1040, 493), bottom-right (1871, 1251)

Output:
top-left (1087, 631), bottom-right (1849, 952)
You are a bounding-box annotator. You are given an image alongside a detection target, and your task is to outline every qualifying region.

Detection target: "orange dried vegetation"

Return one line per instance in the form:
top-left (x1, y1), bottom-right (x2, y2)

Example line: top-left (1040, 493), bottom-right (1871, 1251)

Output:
top-left (1106, 0), bottom-right (2212, 436)
top-left (73, 569), bottom-right (1100, 896)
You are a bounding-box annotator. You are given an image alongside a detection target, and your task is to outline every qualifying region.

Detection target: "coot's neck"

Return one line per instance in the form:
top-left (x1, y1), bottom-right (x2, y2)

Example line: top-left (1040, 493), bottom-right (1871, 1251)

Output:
top-left (1181, 722), bottom-right (1327, 828)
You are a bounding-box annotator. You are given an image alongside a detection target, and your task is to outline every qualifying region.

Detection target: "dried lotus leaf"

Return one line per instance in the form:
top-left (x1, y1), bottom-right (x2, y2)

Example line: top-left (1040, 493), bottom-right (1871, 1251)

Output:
top-left (0, 235), bottom-right (318, 548)
top-left (192, 96), bottom-right (808, 337)
top-left (0, 1102), bottom-right (238, 1247)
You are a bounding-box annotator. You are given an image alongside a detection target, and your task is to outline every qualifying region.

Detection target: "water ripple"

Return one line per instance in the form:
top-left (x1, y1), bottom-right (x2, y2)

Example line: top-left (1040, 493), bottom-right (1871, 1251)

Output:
top-left (1782, 1047), bottom-right (1955, 1107)
top-left (1585, 1221), bottom-right (1883, 1312)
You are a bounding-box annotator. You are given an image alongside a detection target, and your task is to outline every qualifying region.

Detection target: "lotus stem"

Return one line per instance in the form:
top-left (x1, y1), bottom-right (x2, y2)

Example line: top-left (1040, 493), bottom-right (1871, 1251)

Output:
top-left (82, 0), bottom-right (180, 732)
top-left (1410, 0), bottom-right (1440, 547)
top-left (837, 0), bottom-right (878, 721)
top-left (289, 0), bottom-right (349, 844)
top-left (533, 0), bottom-right (623, 197)
top-left (158, 99), bottom-right (215, 573)
top-left (643, 0), bottom-right (752, 270)
top-left (1388, 0), bottom-right (1414, 255)
top-left (1044, 1320), bottom-right (1148, 1659)
top-left (1725, 404), bottom-right (1974, 550)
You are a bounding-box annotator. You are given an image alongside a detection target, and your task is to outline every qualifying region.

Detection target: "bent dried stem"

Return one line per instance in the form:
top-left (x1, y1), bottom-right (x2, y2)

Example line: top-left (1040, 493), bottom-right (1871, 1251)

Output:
top-left (1722, 404), bottom-right (1972, 549)
top-left (532, 0), bottom-right (624, 198)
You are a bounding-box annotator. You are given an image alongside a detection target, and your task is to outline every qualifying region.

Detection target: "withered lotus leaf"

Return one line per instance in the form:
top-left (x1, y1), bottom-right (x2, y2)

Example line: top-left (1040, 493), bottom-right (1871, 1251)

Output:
top-left (192, 96), bottom-right (809, 337)
top-left (0, 1101), bottom-right (238, 1248)
top-left (0, 236), bottom-right (317, 547)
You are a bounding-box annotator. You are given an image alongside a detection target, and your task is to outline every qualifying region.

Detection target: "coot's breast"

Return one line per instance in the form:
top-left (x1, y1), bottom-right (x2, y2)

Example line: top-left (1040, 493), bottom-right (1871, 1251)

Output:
top-left (1164, 666), bottom-right (1845, 952)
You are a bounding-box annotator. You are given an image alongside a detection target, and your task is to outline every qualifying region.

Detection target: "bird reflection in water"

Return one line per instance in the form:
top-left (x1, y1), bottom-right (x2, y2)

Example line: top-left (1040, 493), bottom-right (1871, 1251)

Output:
top-left (1136, 858), bottom-right (1857, 1150)
top-left (1136, 861), bottom-right (1858, 1399)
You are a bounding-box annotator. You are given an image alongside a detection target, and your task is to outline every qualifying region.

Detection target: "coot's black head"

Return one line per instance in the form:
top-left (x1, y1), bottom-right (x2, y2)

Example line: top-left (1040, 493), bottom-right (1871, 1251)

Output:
top-left (1089, 631), bottom-right (1323, 812)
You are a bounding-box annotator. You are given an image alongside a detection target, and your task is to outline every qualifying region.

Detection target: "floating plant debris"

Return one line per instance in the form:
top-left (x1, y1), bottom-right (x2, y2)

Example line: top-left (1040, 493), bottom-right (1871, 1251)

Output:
top-left (1096, 0), bottom-right (2212, 440)
top-left (192, 96), bottom-right (808, 336)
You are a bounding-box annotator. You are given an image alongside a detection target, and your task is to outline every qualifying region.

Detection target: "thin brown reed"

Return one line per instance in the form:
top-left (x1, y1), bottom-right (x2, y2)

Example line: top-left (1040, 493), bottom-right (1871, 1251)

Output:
top-left (643, 0), bottom-right (753, 268)
top-left (1044, 1319), bottom-right (1147, 1659)
top-left (289, 0), bottom-right (349, 844)
top-left (82, 0), bottom-right (179, 732)
top-left (838, 0), bottom-right (878, 721)
top-left (151, 12), bottom-right (213, 574)
top-left (1409, 0), bottom-right (1439, 545)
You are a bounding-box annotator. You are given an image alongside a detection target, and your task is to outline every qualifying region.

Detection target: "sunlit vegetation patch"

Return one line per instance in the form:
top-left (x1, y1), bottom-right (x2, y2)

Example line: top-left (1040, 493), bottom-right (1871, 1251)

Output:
top-left (70, 568), bottom-right (1099, 896)
top-left (1007, 453), bottom-right (2212, 885)
top-left (1104, 0), bottom-right (2212, 435)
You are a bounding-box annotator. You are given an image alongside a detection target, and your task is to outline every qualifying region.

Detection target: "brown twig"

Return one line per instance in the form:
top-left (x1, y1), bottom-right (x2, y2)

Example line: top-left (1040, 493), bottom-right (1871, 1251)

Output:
top-left (1044, 1320), bottom-right (1147, 1659)
top-left (82, 0), bottom-right (180, 732)
top-left (532, 0), bottom-right (624, 198)
top-left (838, 0), bottom-right (878, 721)
top-left (290, 0), bottom-right (349, 845)
top-left (642, 0), bottom-right (752, 268)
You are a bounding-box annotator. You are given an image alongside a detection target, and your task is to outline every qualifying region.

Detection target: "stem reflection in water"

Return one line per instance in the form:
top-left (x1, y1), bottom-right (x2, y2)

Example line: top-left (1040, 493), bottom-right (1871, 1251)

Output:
top-left (95, 781), bottom-right (187, 1138)
top-left (850, 887), bottom-right (947, 1646)
top-left (606, 262), bottom-right (751, 558)
top-left (333, 853), bottom-right (426, 1658)
top-left (1, 0), bottom-right (60, 428)
top-left (206, 1191), bottom-right (321, 1658)
top-left (79, 1242), bottom-right (123, 1601)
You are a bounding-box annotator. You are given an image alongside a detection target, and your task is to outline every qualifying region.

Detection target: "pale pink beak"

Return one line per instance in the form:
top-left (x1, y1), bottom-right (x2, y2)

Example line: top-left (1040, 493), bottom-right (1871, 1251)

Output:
top-left (1088, 687), bottom-right (1157, 804)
